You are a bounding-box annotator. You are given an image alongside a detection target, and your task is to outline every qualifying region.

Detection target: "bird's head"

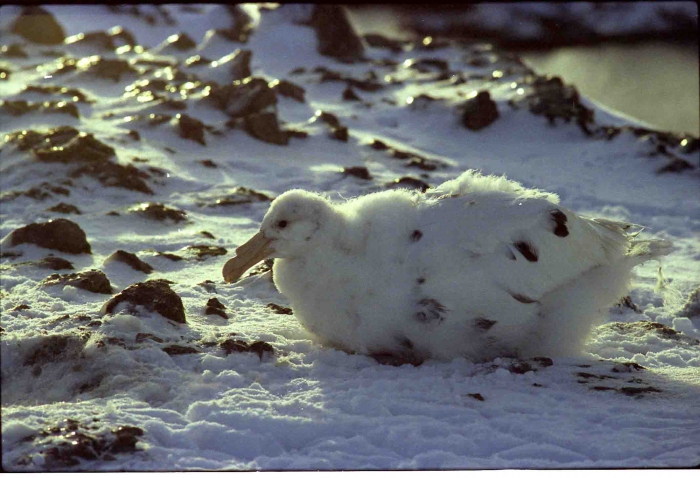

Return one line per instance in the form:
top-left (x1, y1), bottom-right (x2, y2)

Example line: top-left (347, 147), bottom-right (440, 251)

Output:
top-left (222, 189), bottom-right (337, 283)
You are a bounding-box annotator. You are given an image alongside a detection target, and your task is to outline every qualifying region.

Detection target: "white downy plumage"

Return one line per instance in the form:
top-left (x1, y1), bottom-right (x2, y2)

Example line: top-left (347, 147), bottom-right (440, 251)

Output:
top-left (223, 170), bottom-right (673, 362)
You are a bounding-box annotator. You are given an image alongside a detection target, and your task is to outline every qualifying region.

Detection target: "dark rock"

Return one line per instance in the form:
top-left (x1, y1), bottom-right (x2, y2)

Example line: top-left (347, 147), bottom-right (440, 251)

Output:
top-left (166, 32), bottom-right (196, 50)
top-left (309, 5), bottom-right (365, 61)
top-left (507, 359), bottom-right (532, 374)
top-left (620, 386), bottom-right (662, 397)
top-left (135, 333), bottom-right (164, 343)
top-left (42, 270), bottom-right (112, 294)
top-left (128, 202), bottom-right (187, 223)
top-left (286, 129), bottom-right (309, 140)
top-left (156, 252), bottom-right (183, 261)
top-left (206, 77), bottom-right (277, 117)
top-left (342, 166), bottom-right (372, 180)
top-left (244, 112), bottom-right (289, 145)
top-left (657, 157), bottom-right (695, 174)
top-left (11, 6), bottom-right (66, 45)
top-left (330, 126), bottom-right (349, 142)
top-left (271, 79), bottom-right (305, 102)
top-left (176, 113), bottom-right (206, 145)
top-left (109, 426), bottom-right (144, 453)
top-left (1, 43), bottom-right (28, 58)
top-left (363, 33), bottom-right (405, 53)
top-left (104, 250), bottom-right (153, 273)
top-left (680, 286), bottom-right (700, 317)
top-left (461, 91), bottom-right (499, 131)
top-left (71, 161), bottom-right (153, 195)
top-left (369, 139), bottom-right (389, 150)
top-left (315, 110), bottom-right (341, 128)
top-left (187, 245), bottom-right (227, 260)
top-left (34, 131), bottom-right (114, 164)
top-left (473, 317), bottom-right (496, 331)
top-left (46, 203), bottom-right (81, 215)
top-left (12, 304), bottom-right (31, 312)
top-left (162, 344), bottom-right (199, 355)
top-left (533, 357), bottom-right (554, 367)
top-left (208, 186), bottom-right (272, 207)
top-left (220, 338), bottom-right (250, 355)
top-left (23, 334), bottom-right (85, 366)
top-left (615, 296), bottom-right (642, 313)
top-left (225, 49), bottom-right (252, 81)
top-left (200, 231), bottom-right (215, 239)
top-left (0, 100), bottom-right (80, 119)
top-left (467, 393), bottom-right (485, 401)
top-left (267, 303), bottom-right (293, 315)
top-left (205, 297), bottom-right (228, 319)
top-left (199, 159), bottom-right (217, 168)
top-left (80, 56), bottom-right (139, 82)
top-left (33, 256), bottom-right (75, 271)
top-left (102, 279), bottom-right (186, 323)
top-left (406, 157), bottom-right (439, 171)
top-left (387, 177), bottom-right (430, 192)
top-left (371, 353), bottom-right (423, 367)
top-left (342, 86), bottom-right (361, 101)
top-left (4, 219), bottom-right (91, 254)
top-left (249, 341), bottom-right (274, 359)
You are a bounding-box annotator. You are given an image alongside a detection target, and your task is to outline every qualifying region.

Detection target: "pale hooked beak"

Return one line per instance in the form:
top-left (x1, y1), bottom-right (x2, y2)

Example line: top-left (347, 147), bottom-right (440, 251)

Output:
top-left (222, 231), bottom-right (275, 283)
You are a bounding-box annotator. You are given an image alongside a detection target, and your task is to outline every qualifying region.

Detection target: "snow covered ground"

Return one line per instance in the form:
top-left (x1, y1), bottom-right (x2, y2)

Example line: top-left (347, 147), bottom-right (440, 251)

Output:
top-left (1, 4), bottom-right (699, 471)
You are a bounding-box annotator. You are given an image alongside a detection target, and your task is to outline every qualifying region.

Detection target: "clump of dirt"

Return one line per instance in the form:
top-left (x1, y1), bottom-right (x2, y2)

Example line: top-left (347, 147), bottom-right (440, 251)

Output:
top-left (3, 218), bottom-right (91, 254)
top-left (42, 270), bottom-right (112, 294)
top-left (104, 250), bottom-right (153, 274)
top-left (102, 279), bottom-right (186, 323)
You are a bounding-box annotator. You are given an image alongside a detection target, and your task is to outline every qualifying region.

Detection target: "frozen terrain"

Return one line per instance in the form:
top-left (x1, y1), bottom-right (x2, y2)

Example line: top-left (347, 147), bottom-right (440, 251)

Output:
top-left (1, 4), bottom-right (699, 471)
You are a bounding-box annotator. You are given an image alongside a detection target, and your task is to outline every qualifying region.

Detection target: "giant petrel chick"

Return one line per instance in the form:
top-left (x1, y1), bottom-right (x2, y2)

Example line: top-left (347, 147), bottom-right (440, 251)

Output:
top-left (223, 170), bottom-right (672, 362)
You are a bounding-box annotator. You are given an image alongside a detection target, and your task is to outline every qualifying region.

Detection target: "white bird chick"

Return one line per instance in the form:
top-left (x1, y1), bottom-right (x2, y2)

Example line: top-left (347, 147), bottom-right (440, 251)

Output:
top-left (223, 170), bottom-right (672, 364)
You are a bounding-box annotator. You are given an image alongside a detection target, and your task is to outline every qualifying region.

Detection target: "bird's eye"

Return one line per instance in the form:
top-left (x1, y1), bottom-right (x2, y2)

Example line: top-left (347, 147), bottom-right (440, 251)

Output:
top-left (277, 220), bottom-right (288, 229)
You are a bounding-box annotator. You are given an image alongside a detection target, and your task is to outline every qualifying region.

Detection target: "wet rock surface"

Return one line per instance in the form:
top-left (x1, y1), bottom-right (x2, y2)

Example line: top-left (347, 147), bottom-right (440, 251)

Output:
top-left (186, 245), bottom-right (228, 260)
top-left (42, 270), bottom-right (112, 294)
top-left (102, 279), bottom-right (186, 323)
top-left (3, 219), bottom-right (91, 254)
top-left (461, 91), bottom-right (499, 131)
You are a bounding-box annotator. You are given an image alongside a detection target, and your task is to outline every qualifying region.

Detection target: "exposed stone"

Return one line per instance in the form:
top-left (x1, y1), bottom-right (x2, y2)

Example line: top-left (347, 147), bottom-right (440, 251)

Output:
top-left (330, 126), bottom-right (349, 142)
top-left (79, 56), bottom-right (139, 82)
top-left (270, 79), bottom-right (305, 102)
top-left (267, 303), bottom-right (293, 315)
top-left (244, 111), bottom-right (289, 145)
top-left (11, 6), bottom-right (66, 45)
top-left (309, 5), bottom-right (365, 61)
top-left (23, 334), bottom-right (86, 366)
top-left (104, 250), bottom-right (153, 273)
top-left (205, 297), bottom-right (228, 319)
top-left (30, 256), bottom-right (75, 271)
top-left (186, 245), bottom-right (227, 260)
top-left (461, 91), bottom-right (499, 131)
top-left (176, 113), bottom-right (206, 145)
top-left (205, 77), bottom-right (277, 117)
top-left (162, 344), bottom-right (199, 355)
top-left (219, 338), bottom-right (274, 360)
top-left (207, 187), bottom-right (271, 207)
top-left (42, 270), bottom-right (112, 294)
top-left (680, 286), bottom-right (700, 317)
top-left (46, 203), bottom-right (82, 215)
top-left (3, 219), bottom-right (91, 254)
top-left (102, 279), bottom-right (186, 323)
top-left (0, 100), bottom-right (80, 119)
top-left (128, 202), bottom-right (187, 223)
top-left (386, 177), bottom-right (430, 192)
top-left (342, 166), bottom-right (372, 180)
top-left (363, 33), bottom-right (406, 53)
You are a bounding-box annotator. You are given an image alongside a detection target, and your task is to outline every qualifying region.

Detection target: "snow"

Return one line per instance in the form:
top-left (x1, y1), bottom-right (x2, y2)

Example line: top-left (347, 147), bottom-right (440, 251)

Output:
top-left (1, 3), bottom-right (699, 472)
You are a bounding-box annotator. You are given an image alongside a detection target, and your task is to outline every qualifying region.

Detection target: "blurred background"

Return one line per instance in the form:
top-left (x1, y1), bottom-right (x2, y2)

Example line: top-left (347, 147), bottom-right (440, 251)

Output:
top-left (346, 2), bottom-right (699, 136)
